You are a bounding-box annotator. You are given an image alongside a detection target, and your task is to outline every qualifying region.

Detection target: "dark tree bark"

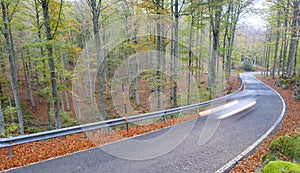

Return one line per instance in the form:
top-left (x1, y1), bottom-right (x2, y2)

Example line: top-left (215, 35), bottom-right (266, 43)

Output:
top-left (172, 0), bottom-right (179, 108)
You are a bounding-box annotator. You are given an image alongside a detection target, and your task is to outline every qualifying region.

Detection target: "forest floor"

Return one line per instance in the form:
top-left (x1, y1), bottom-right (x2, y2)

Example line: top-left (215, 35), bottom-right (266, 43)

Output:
top-left (231, 75), bottom-right (300, 172)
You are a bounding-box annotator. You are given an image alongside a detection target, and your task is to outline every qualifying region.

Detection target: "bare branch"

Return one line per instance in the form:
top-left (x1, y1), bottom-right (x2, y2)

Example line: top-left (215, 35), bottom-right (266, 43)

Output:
top-left (8, 0), bottom-right (20, 22)
top-left (0, 27), bottom-right (4, 36)
top-left (52, 0), bottom-right (63, 38)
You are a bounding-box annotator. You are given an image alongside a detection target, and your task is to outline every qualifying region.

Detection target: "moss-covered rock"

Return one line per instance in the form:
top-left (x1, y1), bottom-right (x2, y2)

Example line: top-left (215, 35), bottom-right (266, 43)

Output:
top-left (269, 133), bottom-right (300, 163)
top-left (261, 161), bottom-right (300, 173)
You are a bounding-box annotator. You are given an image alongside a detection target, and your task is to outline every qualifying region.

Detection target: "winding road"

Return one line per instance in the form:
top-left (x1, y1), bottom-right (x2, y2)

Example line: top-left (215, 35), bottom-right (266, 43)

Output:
top-left (7, 73), bottom-right (286, 173)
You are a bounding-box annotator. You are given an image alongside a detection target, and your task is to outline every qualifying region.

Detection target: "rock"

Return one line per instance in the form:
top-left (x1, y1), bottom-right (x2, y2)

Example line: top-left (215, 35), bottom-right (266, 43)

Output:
top-left (274, 81), bottom-right (281, 87)
top-left (281, 84), bottom-right (288, 90)
top-left (292, 88), bottom-right (300, 101)
top-left (292, 93), bottom-right (300, 101)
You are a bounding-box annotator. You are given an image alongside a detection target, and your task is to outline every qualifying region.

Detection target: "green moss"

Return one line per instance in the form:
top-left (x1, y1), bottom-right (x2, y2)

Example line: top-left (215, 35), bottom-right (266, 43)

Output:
top-left (261, 161), bottom-right (300, 173)
top-left (5, 123), bottom-right (20, 137)
top-left (269, 133), bottom-right (300, 163)
top-left (198, 88), bottom-right (211, 102)
top-left (25, 126), bottom-right (42, 134)
top-left (60, 112), bottom-right (78, 128)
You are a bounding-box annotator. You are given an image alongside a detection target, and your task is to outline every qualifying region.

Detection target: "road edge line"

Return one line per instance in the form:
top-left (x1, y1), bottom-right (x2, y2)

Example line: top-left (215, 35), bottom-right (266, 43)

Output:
top-left (215, 74), bottom-right (287, 173)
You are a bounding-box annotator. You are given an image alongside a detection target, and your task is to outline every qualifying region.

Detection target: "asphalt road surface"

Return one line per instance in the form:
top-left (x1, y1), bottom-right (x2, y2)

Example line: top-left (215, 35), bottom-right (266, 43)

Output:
top-left (7, 73), bottom-right (285, 173)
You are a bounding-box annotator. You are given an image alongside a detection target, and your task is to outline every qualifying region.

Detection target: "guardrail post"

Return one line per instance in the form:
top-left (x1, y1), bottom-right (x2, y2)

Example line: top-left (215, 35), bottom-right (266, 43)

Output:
top-left (125, 123), bottom-right (129, 132)
top-left (122, 83), bottom-right (129, 132)
top-left (163, 115), bottom-right (167, 124)
top-left (196, 108), bottom-right (199, 114)
top-left (8, 142), bottom-right (12, 159)
top-left (107, 127), bottom-right (111, 136)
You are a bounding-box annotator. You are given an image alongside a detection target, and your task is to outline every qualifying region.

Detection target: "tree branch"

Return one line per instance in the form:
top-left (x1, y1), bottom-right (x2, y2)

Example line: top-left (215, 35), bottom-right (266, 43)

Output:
top-left (0, 26), bottom-right (4, 36)
top-left (8, 0), bottom-right (20, 22)
top-left (96, 0), bottom-right (102, 18)
top-left (52, 0), bottom-right (63, 38)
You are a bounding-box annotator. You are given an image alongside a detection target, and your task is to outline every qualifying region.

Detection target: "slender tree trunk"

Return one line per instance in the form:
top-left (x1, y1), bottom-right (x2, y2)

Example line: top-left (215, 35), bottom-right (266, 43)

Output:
top-left (286, 0), bottom-right (299, 78)
top-left (21, 47), bottom-right (30, 100)
top-left (209, 1), bottom-right (222, 98)
top-left (170, 0), bottom-right (174, 108)
top-left (278, 38), bottom-right (284, 76)
top-left (0, 73), bottom-right (5, 136)
top-left (34, 0), bottom-right (44, 104)
top-left (187, 13), bottom-right (194, 105)
top-left (173, 0), bottom-right (179, 108)
top-left (1, 0), bottom-right (24, 134)
top-left (9, 22), bottom-right (19, 82)
top-left (89, 0), bottom-right (105, 120)
top-left (0, 105), bottom-right (5, 137)
top-left (60, 91), bottom-right (65, 112)
top-left (101, 27), bottom-right (109, 97)
top-left (266, 32), bottom-right (272, 77)
top-left (0, 50), bottom-right (14, 121)
top-left (134, 35), bottom-right (140, 106)
top-left (25, 53), bottom-right (35, 107)
top-left (226, 2), bottom-right (241, 83)
top-left (272, 9), bottom-right (281, 78)
top-left (41, 0), bottom-right (61, 129)
top-left (62, 52), bottom-right (70, 111)
top-left (156, 0), bottom-right (161, 110)
top-left (281, 2), bottom-right (289, 78)
top-left (195, 19), bottom-right (199, 82)
top-left (47, 92), bottom-right (52, 129)
top-left (64, 79), bottom-right (70, 111)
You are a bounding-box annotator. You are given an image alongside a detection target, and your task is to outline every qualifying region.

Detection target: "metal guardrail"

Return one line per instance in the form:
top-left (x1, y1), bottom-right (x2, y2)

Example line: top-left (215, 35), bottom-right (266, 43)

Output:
top-left (0, 78), bottom-right (244, 155)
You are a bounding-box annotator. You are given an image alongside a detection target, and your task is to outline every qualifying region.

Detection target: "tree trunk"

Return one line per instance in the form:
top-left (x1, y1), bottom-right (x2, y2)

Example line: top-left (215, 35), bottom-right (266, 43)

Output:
top-left (134, 36), bottom-right (140, 106)
top-left (172, 0), bottom-right (179, 108)
top-left (266, 32), bottom-right (272, 77)
top-left (209, 1), bottom-right (222, 98)
top-left (62, 52), bottom-right (70, 111)
top-left (34, 0), bottom-right (44, 104)
top-left (286, 0), bottom-right (299, 78)
top-left (89, 0), bottom-right (105, 120)
top-left (170, 0), bottom-right (174, 108)
top-left (0, 105), bottom-right (5, 137)
top-left (272, 8), bottom-right (281, 78)
top-left (1, 0), bottom-right (24, 134)
top-left (41, 0), bottom-right (61, 129)
top-left (156, 0), bottom-right (162, 110)
top-left (226, 2), bottom-right (241, 83)
top-left (187, 13), bottom-right (194, 105)
top-left (21, 47), bottom-right (35, 107)
top-left (0, 47), bottom-right (14, 121)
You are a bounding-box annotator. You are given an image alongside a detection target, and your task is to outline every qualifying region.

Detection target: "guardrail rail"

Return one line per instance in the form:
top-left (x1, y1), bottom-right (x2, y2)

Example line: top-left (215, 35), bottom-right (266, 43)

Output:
top-left (0, 77), bottom-right (244, 158)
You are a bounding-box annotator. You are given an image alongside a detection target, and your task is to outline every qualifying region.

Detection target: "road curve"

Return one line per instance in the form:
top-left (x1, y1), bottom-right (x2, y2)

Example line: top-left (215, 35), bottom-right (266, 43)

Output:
top-left (7, 73), bottom-right (286, 173)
